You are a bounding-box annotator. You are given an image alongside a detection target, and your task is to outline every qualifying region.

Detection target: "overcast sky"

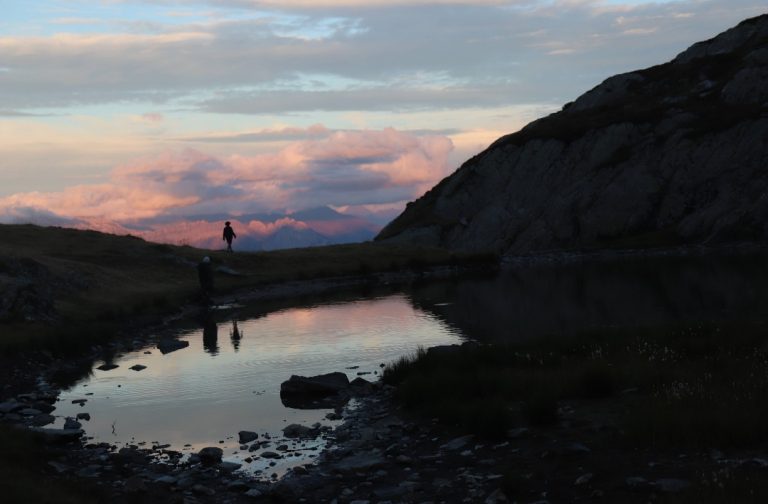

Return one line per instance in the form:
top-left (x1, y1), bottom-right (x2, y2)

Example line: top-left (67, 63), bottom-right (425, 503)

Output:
top-left (0, 0), bottom-right (765, 226)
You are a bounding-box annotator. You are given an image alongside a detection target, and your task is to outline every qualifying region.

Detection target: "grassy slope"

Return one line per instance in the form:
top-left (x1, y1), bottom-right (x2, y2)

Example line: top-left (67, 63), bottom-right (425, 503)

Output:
top-left (0, 223), bottom-right (490, 352)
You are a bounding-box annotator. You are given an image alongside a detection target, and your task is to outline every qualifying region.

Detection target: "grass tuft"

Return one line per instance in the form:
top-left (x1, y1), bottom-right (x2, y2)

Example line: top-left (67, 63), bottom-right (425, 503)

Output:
top-left (384, 322), bottom-right (768, 448)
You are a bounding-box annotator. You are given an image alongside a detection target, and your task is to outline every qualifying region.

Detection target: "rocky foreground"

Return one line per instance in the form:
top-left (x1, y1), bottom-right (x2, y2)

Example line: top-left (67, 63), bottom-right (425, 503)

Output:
top-left (5, 346), bottom-right (768, 504)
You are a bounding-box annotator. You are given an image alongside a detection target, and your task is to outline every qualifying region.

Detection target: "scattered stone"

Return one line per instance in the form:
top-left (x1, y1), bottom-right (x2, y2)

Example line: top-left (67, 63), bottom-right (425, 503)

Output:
top-left (485, 488), bottom-right (510, 504)
top-left (747, 457), bottom-right (768, 468)
top-left (71, 399), bottom-right (87, 406)
top-left (63, 417), bottom-right (82, 430)
top-left (192, 484), bottom-right (216, 496)
top-left (29, 427), bottom-right (83, 443)
top-left (349, 377), bottom-right (375, 395)
top-left (198, 447), bottom-right (223, 465)
top-left (154, 475), bottom-right (177, 485)
top-left (333, 451), bottom-right (386, 472)
top-left (157, 339), bottom-right (190, 354)
top-left (47, 461), bottom-right (71, 473)
top-left (220, 461), bottom-right (242, 472)
top-left (123, 475), bottom-right (147, 493)
top-left (117, 448), bottom-right (147, 464)
top-left (28, 414), bottom-right (55, 426)
top-left (564, 442), bottom-right (591, 455)
top-left (129, 364), bottom-right (147, 371)
top-left (574, 473), bottom-right (593, 485)
top-left (440, 435), bottom-right (474, 451)
top-left (261, 451), bottom-right (281, 459)
top-left (76, 412), bottom-right (91, 421)
top-left (655, 478), bottom-right (692, 493)
top-left (626, 476), bottom-right (648, 489)
top-left (224, 480), bottom-right (247, 492)
top-left (283, 423), bottom-right (318, 439)
top-left (238, 430), bottom-right (258, 443)
top-left (0, 402), bottom-right (23, 414)
top-left (97, 364), bottom-right (119, 371)
top-left (177, 477), bottom-right (195, 489)
top-left (506, 427), bottom-right (529, 439)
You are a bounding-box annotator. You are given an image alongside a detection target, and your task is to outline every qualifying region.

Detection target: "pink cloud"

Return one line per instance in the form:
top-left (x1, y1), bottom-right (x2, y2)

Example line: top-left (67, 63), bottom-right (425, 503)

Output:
top-left (139, 113), bottom-right (164, 123)
top-left (0, 127), bottom-right (453, 248)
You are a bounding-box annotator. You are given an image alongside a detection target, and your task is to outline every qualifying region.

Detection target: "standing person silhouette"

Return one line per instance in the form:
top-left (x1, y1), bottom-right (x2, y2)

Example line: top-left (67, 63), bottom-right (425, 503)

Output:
top-left (197, 256), bottom-right (214, 304)
top-left (222, 221), bottom-right (237, 252)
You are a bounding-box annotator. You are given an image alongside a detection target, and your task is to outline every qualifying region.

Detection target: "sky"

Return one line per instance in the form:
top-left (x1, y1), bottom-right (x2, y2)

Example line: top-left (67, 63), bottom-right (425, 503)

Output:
top-left (0, 0), bottom-right (766, 246)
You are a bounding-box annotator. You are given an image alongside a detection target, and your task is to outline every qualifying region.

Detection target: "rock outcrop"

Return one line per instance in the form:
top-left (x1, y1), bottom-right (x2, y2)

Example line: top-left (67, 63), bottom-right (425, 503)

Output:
top-left (377, 15), bottom-right (768, 256)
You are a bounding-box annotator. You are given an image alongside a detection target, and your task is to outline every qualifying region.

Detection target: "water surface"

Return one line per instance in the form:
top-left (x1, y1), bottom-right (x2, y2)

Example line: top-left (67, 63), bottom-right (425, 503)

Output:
top-left (55, 294), bottom-right (464, 476)
top-left (53, 250), bottom-right (768, 476)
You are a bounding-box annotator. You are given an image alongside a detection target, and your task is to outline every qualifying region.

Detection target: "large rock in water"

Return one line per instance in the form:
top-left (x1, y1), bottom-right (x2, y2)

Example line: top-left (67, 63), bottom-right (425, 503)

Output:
top-left (377, 15), bottom-right (768, 256)
top-left (280, 372), bottom-right (350, 397)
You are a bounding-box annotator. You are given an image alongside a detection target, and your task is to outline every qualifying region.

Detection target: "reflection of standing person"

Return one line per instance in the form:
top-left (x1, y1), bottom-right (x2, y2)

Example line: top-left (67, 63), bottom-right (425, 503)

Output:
top-left (223, 221), bottom-right (237, 252)
top-left (197, 256), bottom-right (214, 303)
top-left (230, 320), bottom-right (242, 352)
top-left (202, 314), bottom-right (219, 355)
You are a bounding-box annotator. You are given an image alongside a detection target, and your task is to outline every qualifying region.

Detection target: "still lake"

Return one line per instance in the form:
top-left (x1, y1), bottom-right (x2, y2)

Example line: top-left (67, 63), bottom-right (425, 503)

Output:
top-left (54, 293), bottom-right (465, 476)
top-left (53, 250), bottom-right (768, 476)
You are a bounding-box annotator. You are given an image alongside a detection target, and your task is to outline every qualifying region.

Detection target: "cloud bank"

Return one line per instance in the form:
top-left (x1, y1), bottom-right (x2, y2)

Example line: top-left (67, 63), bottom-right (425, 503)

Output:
top-left (0, 128), bottom-right (452, 248)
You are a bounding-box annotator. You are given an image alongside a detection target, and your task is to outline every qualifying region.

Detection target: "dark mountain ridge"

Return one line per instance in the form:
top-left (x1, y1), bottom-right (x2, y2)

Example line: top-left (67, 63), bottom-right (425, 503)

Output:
top-left (377, 15), bottom-right (768, 255)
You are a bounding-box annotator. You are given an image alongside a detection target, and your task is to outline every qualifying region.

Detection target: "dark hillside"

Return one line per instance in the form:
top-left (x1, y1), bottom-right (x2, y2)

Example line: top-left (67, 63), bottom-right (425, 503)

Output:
top-left (378, 14), bottom-right (768, 256)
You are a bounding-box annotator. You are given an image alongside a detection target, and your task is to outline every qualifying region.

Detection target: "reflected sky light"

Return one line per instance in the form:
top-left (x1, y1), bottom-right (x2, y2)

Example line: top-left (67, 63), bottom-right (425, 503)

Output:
top-left (54, 294), bottom-right (463, 476)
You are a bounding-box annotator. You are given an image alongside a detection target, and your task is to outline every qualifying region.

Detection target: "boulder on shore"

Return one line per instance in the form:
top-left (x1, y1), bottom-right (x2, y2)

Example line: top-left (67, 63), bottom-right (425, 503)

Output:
top-left (198, 447), bottom-right (223, 465)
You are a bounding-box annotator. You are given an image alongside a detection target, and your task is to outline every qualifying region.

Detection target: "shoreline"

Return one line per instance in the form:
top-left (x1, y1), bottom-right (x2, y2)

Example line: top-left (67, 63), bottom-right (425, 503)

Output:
top-left (5, 247), bottom-right (768, 502)
top-left (0, 264), bottom-right (491, 503)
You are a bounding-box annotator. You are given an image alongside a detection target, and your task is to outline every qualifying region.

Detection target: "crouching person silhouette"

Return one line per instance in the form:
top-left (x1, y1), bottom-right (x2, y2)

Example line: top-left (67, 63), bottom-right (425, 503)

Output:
top-left (223, 221), bottom-right (237, 252)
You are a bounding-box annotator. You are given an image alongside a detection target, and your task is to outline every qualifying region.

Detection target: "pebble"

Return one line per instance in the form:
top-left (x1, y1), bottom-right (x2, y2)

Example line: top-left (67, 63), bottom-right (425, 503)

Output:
top-left (192, 484), bottom-right (216, 496)
top-left (655, 478), bottom-right (692, 493)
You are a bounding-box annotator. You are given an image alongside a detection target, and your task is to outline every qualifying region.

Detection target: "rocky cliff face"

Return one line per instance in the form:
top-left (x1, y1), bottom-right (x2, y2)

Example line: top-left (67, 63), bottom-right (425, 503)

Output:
top-left (376, 15), bottom-right (768, 255)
